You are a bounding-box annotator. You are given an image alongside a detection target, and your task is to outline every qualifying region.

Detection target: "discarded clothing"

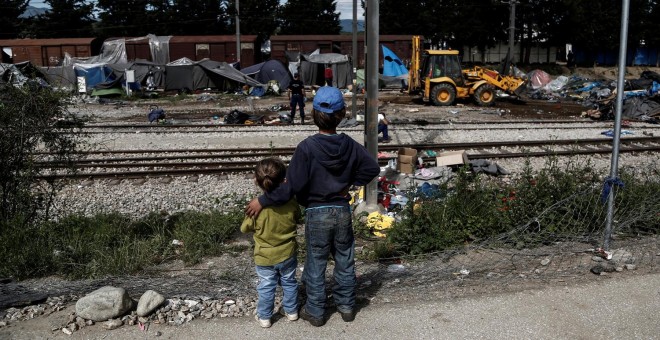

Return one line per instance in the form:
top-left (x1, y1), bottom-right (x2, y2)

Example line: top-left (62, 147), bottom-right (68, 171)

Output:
top-left (601, 129), bottom-right (634, 137)
top-left (148, 107), bottom-right (165, 123)
top-left (366, 211), bottom-right (395, 238)
top-left (469, 159), bottom-right (510, 176)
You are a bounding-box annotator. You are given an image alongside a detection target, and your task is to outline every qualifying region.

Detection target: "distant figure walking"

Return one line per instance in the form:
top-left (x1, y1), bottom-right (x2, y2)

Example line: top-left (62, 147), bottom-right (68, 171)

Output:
top-left (324, 65), bottom-right (333, 87)
top-left (288, 73), bottom-right (306, 124)
top-left (567, 50), bottom-right (575, 68)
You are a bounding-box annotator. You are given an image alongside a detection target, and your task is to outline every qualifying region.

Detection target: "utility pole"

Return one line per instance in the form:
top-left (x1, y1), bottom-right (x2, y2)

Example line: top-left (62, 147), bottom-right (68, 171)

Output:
top-left (351, 0), bottom-right (358, 115)
top-left (365, 0), bottom-right (378, 209)
top-left (235, 0), bottom-right (241, 63)
top-left (504, 0), bottom-right (517, 65)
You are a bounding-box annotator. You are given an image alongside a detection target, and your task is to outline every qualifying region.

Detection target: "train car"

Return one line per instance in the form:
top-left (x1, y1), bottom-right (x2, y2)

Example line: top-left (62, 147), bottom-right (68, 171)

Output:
top-left (0, 38), bottom-right (102, 66)
top-left (121, 35), bottom-right (261, 66)
top-left (269, 35), bottom-right (417, 69)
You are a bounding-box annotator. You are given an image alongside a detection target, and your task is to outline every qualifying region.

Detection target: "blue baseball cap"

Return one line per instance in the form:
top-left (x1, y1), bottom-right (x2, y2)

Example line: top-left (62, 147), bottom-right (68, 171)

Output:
top-left (313, 86), bottom-right (345, 114)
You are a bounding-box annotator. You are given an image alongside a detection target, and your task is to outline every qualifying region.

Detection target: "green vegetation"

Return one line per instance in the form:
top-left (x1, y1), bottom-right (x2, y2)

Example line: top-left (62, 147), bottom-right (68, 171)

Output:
top-left (0, 84), bottom-right (85, 228)
top-left (0, 209), bottom-right (243, 279)
top-left (374, 159), bottom-right (660, 257)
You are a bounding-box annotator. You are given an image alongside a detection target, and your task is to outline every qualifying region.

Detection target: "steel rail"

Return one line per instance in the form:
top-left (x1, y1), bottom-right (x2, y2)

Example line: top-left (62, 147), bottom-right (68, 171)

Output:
top-left (36, 138), bottom-right (660, 179)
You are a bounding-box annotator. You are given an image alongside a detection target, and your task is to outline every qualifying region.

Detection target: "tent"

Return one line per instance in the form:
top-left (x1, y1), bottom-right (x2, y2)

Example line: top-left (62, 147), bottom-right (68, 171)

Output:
top-left (293, 51), bottom-right (352, 88)
top-left (73, 63), bottom-right (116, 92)
top-left (380, 45), bottom-right (409, 88)
top-left (165, 58), bottom-right (264, 92)
top-left (241, 59), bottom-right (292, 90)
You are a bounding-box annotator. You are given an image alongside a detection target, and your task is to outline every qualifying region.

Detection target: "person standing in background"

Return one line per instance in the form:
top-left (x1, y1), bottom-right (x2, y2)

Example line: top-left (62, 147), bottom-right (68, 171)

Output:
top-left (324, 65), bottom-right (333, 87)
top-left (288, 73), bottom-right (306, 124)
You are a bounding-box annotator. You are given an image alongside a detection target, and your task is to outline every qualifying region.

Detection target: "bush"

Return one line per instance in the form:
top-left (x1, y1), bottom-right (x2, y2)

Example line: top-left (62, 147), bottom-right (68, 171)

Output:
top-left (388, 159), bottom-right (660, 255)
top-left (0, 84), bottom-right (85, 226)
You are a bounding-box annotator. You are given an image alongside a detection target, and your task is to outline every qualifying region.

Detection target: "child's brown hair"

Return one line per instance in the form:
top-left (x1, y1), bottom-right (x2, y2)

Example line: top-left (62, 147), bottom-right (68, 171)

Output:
top-left (254, 157), bottom-right (287, 193)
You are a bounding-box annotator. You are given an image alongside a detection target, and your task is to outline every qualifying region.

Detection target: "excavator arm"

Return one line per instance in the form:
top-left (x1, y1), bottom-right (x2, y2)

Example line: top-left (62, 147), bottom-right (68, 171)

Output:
top-left (463, 66), bottom-right (526, 96)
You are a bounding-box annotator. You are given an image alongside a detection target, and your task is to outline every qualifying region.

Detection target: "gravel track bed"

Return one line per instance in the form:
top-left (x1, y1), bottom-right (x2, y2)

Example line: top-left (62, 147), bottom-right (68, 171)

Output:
top-left (49, 99), bottom-right (660, 218)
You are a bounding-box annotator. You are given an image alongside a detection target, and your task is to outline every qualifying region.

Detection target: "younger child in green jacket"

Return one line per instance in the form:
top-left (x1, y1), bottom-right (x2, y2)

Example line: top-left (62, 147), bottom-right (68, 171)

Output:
top-left (241, 157), bottom-right (301, 328)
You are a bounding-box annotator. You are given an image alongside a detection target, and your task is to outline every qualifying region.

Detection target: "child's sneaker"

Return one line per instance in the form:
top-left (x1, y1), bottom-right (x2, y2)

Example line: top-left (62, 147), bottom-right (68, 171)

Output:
top-left (280, 308), bottom-right (299, 321)
top-left (255, 314), bottom-right (271, 328)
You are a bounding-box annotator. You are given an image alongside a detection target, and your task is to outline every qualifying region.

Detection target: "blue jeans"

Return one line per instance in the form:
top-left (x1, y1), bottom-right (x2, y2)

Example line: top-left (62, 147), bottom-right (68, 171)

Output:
top-left (378, 123), bottom-right (389, 139)
top-left (255, 255), bottom-right (299, 319)
top-left (302, 206), bottom-right (355, 319)
top-left (290, 94), bottom-right (305, 119)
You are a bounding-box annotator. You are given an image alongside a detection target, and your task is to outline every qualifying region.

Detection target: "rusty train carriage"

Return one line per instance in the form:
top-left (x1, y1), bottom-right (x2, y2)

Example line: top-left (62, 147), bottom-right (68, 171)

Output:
top-left (270, 35), bottom-right (417, 69)
top-left (123, 35), bottom-right (259, 66)
top-left (0, 35), bottom-right (416, 70)
top-left (0, 38), bottom-right (102, 66)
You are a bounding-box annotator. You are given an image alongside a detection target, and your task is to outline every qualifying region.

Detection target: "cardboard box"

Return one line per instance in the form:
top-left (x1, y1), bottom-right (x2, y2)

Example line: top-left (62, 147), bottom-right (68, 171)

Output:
top-left (398, 163), bottom-right (415, 174)
top-left (397, 147), bottom-right (417, 173)
top-left (436, 150), bottom-right (469, 167)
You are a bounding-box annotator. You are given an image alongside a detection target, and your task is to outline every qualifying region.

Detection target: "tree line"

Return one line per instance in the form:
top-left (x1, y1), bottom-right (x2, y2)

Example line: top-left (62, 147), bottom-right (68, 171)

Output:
top-left (2, 0), bottom-right (660, 63)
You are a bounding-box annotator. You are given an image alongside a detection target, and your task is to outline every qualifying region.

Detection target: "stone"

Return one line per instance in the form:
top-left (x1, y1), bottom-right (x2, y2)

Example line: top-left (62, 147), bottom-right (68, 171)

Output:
top-left (137, 290), bottom-right (165, 317)
top-left (75, 286), bottom-right (134, 322)
top-left (62, 327), bottom-right (72, 335)
top-left (102, 319), bottom-right (123, 330)
top-left (540, 258), bottom-right (551, 266)
top-left (625, 264), bottom-right (636, 270)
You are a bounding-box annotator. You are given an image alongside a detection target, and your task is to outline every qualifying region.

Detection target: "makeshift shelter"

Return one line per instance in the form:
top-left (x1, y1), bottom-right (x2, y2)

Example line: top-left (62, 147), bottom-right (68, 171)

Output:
top-left (39, 65), bottom-right (77, 90)
top-left (73, 63), bottom-right (116, 92)
top-left (165, 57), bottom-right (264, 92)
top-left (0, 63), bottom-right (29, 86)
top-left (241, 59), bottom-right (292, 90)
top-left (297, 51), bottom-right (352, 88)
top-left (380, 45), bottom-right (409, 88)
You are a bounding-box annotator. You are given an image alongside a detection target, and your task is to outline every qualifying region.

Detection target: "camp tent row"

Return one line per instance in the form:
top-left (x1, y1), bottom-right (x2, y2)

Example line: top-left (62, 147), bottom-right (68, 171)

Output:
top-left (2, 34), bottom-right (411, 96)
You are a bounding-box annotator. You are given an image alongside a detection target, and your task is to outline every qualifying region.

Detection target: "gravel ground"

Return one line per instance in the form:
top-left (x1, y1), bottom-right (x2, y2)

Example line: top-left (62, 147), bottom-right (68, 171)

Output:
top-left (48, 93), bottom-right (660, 218)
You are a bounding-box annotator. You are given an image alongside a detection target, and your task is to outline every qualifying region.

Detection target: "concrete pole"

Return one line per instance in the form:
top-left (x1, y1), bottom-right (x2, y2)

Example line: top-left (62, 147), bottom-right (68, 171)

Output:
top-left (603, 0), bottom-right (630, 250)
top-left (364, 0), bottom-right (379, 209)
top-left (235, 0), bottom-right (241, 63)
top-left (507, 0), bottom-right (517, 65)
top-left (352, 0), bottom-right (358, 115)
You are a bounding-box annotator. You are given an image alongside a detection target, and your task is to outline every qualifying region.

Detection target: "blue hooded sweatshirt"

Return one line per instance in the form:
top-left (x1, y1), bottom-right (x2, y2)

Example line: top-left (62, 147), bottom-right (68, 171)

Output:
top-left (258, 133), bottom-right (380, 208)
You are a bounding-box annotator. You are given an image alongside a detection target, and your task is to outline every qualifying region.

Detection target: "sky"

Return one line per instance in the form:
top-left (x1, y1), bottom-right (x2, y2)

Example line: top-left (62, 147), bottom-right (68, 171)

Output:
top-left (29, 0), bottom-right (365, 21)
top-left (335, 0), bottom-right (365, 20)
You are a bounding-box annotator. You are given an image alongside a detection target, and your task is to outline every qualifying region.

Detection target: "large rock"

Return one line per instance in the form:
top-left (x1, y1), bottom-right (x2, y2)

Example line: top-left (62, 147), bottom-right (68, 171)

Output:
top-left (137, 290), bottom-right (165, 317)
top-left (75, 286), bottom-right (134, 321)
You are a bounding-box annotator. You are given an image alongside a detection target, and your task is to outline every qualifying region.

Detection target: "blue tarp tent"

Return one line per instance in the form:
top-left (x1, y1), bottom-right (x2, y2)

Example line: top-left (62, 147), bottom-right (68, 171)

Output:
top-left (73, 63), bottom-right (115, 92)
top-left (382, 45), bottom-right (408, 77)
top-left (380, 45), bottom-right (408, 88)
top-left (241, 59), bottom-right (292, 90)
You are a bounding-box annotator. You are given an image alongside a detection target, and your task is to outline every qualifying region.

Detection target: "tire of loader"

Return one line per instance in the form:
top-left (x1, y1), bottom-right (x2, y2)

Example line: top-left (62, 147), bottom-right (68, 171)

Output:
top-left (473, 84), bottom-right (496, 106)
top-left (430, 83), bottom-right (456, 106)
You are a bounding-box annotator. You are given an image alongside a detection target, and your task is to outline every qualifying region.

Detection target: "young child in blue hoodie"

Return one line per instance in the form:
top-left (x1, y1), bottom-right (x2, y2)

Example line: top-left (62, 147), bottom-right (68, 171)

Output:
top-left (241, 157), bottom-right (301, 328)
top-left (246, 86), bottom-right (380, 327)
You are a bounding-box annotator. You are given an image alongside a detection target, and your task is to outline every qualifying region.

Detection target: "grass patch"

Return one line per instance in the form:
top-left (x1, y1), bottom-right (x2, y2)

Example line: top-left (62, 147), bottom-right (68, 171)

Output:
top-left (0, 208), bottom-right (243, 280)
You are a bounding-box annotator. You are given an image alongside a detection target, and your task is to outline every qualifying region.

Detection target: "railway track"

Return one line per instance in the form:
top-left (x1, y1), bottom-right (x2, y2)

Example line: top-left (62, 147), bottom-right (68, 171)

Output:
top-left (37, 136), bottom-right (660, 179)
top-left (71, 119), bottom-right (660, 134)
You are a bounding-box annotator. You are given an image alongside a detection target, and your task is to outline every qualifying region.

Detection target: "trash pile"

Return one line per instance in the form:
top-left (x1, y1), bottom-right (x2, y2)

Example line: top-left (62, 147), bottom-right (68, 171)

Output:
top-left (353, 148), bottom-right (509, 238)
top-left (524, 69), bottom-right (660, 123)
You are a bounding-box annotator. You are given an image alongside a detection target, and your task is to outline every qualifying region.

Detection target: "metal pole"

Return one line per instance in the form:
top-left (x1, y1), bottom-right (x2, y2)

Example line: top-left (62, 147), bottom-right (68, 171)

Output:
top-left (365, 0), bottom-right (379, 208)
top-left (507, 0), bottom-right (517, 64)
top-left (351, 0), bottom-right (358, 116)
top-left (235, 0), bottom-right (241, 63)
top-left (603, 0), bottom-right (630, 250)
